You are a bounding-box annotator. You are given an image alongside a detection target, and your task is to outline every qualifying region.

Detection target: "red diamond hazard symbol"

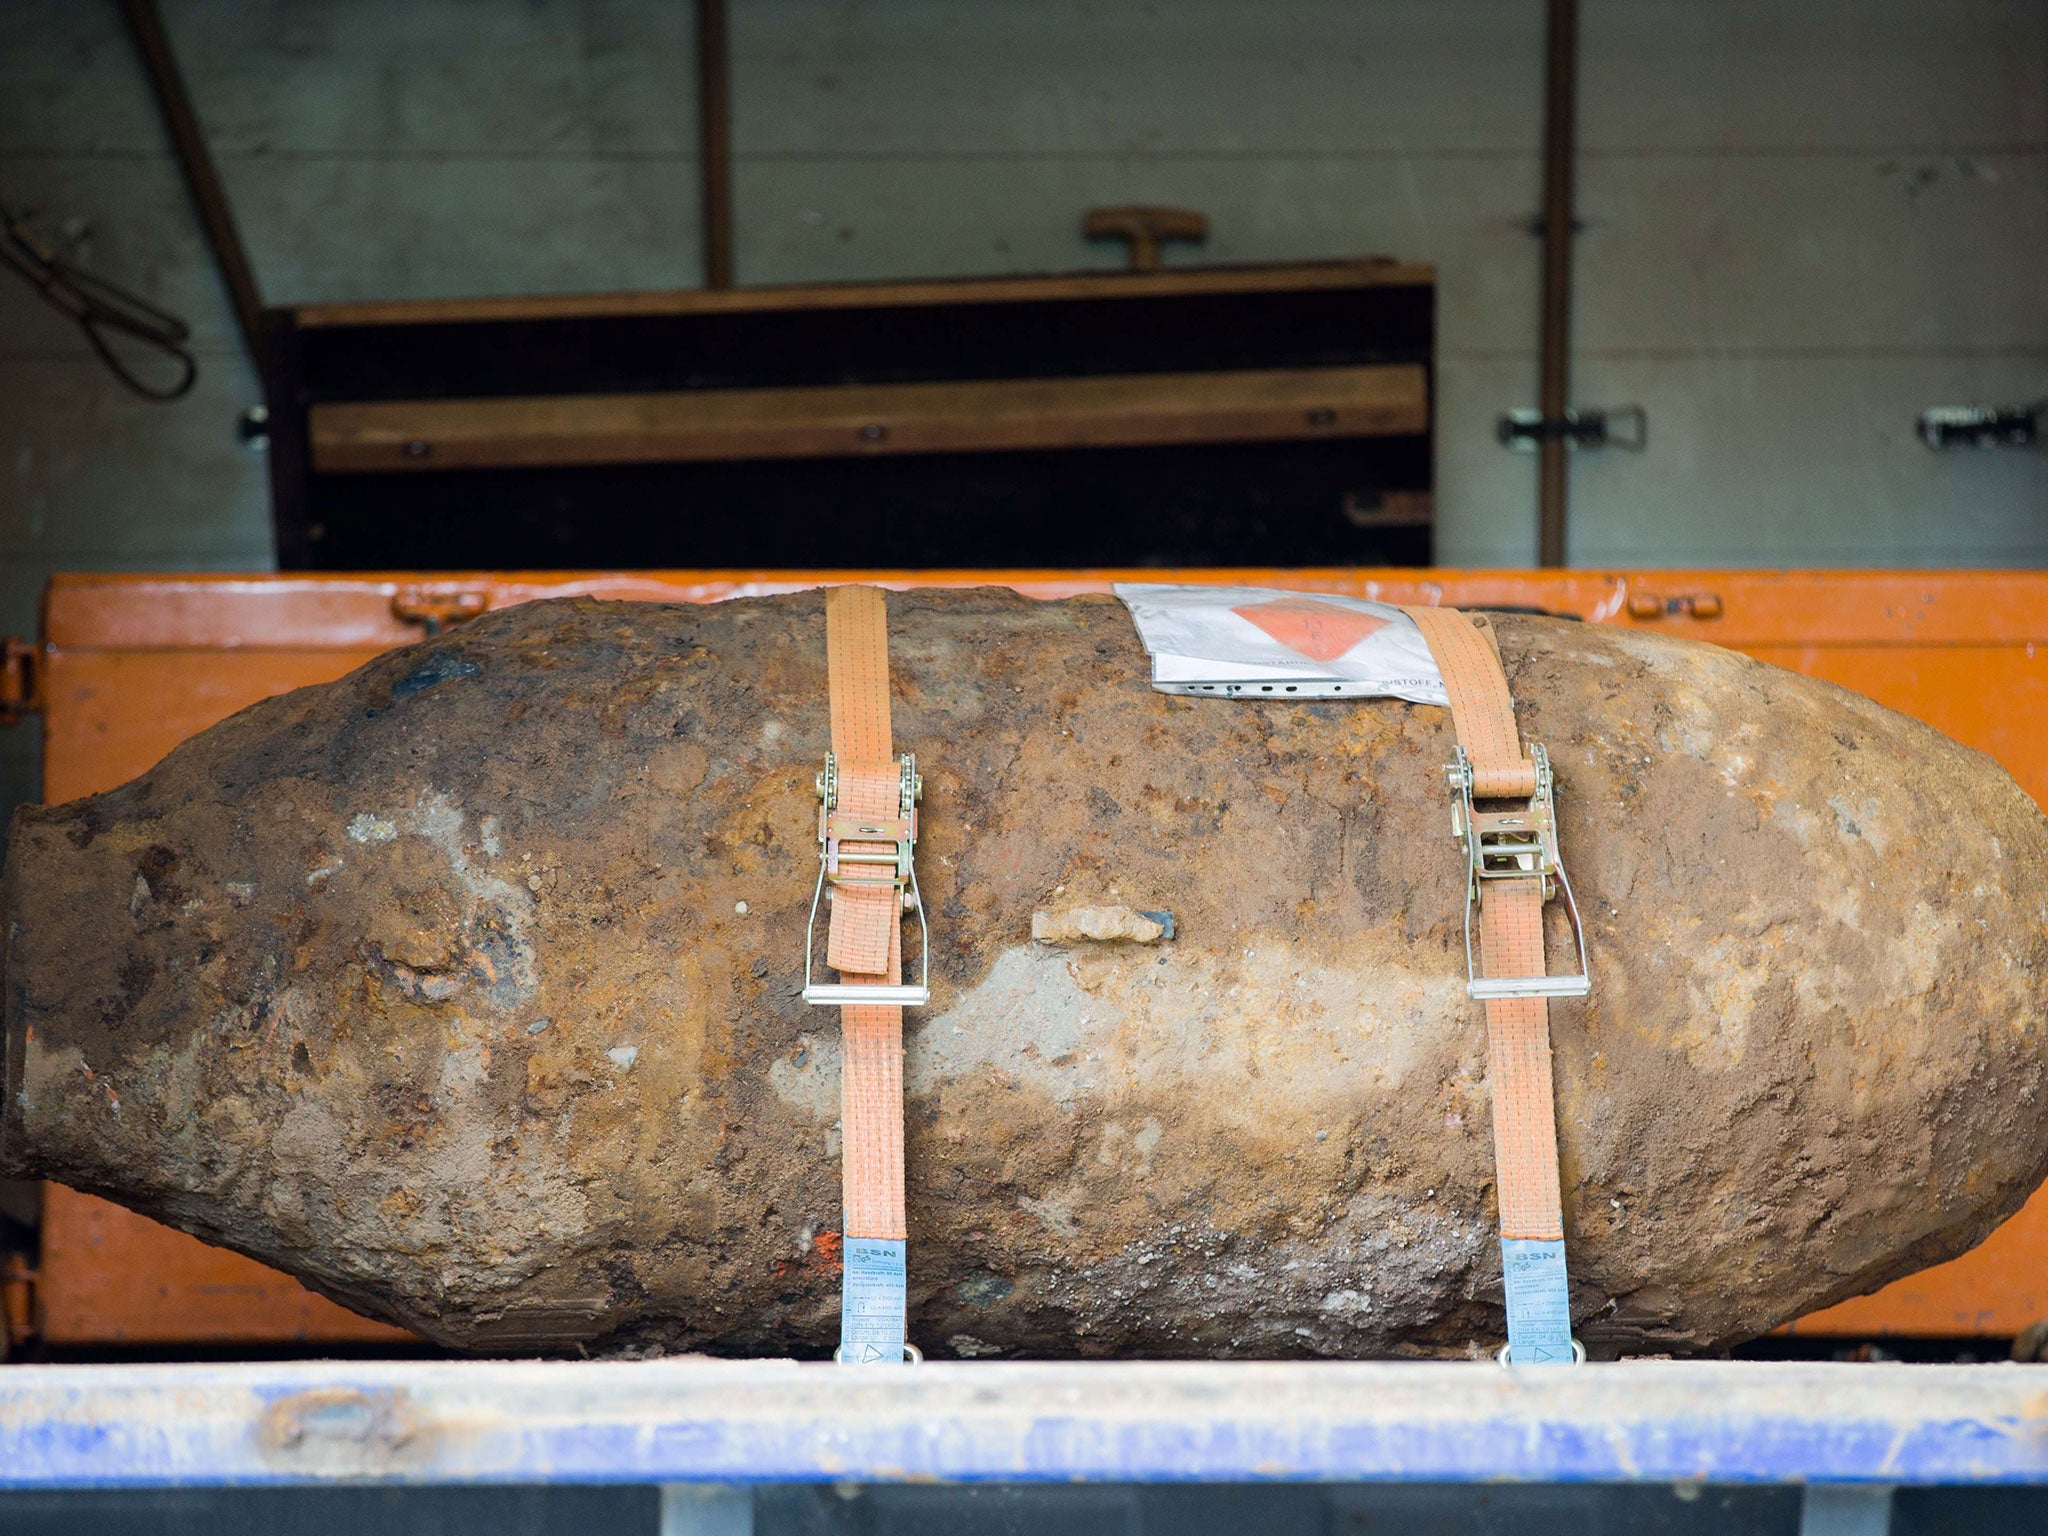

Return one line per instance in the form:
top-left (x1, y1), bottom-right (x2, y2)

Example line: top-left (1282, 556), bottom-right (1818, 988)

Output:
top-left (1232, 597), bottom-right (1387, 663)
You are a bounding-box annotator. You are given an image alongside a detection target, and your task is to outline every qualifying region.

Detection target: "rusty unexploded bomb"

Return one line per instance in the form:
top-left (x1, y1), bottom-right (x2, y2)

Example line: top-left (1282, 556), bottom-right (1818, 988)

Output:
top-left (4, 589), bottom-right (2046, 1357)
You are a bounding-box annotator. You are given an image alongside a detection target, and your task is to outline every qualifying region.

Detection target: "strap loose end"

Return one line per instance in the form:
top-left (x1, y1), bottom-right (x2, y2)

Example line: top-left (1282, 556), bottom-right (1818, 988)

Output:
top-left (838, 1236), bottom-right (912, 1366)
top-left (1500, 1237), bottom-right (1578, 1365)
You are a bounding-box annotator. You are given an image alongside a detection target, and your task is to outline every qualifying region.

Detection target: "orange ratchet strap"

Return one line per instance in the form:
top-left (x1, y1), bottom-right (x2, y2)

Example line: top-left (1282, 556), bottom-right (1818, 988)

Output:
top-left (1400, 606), bottom-right (1589, 1366)
top-left (804, 585), bottom-right (925, 1365)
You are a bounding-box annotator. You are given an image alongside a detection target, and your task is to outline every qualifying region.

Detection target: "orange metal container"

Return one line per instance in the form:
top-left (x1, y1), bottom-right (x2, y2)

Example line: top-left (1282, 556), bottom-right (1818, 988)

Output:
top-left (20, 568), bottom-right (2048, 1345)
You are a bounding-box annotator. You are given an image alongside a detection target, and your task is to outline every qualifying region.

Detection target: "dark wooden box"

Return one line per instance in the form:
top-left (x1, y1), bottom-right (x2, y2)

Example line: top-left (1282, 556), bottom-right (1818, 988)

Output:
top-left (262, 262), bottom-right (1434, 570)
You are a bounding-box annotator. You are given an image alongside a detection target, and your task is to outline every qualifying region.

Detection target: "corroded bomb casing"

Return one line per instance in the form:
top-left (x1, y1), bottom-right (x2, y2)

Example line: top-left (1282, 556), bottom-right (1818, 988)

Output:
top-left (4, 590), bottom-right (2046, 1358)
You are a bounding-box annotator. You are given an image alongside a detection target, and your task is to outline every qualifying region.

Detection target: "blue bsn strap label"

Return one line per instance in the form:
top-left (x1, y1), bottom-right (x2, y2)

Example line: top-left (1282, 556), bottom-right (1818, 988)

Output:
top-left (840, 1237), bottom-right (908, 1364)
top-left (1501, 1237), bottom-right (1574, 1364)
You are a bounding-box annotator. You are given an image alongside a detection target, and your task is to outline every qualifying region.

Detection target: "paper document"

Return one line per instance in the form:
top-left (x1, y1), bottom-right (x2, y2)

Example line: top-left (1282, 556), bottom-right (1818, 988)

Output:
top-left (1115, 584), bottom-right (1448, 704)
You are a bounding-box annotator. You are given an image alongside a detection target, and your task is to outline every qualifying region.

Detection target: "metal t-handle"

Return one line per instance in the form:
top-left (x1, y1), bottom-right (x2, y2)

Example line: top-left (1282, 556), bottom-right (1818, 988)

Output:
top-left (1083, 206), bottom-right (1209, 272)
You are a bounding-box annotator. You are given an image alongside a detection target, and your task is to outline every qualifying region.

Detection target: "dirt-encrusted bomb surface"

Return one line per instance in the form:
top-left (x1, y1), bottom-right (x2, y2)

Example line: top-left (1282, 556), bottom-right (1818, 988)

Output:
top-left (4, 589), bottom-right (2045, 1357)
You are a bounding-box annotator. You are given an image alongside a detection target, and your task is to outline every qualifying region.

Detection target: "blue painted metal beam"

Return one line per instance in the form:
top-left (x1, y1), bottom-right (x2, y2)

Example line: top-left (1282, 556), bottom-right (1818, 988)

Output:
top-left (0, 1360), bottom-right (2044, 1490)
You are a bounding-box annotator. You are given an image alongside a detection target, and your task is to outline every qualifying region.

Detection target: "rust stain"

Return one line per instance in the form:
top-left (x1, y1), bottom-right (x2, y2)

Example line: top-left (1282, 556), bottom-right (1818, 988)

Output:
top-left (259, 1387), bottom-right (429, 1471)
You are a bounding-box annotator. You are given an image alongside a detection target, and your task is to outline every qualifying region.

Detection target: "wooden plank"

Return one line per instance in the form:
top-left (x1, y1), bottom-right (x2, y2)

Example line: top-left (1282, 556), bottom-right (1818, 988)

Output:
top-left (288, 260), bottom-right (1433, 329)
top-left (308, 364), bottom-right (1430, 473)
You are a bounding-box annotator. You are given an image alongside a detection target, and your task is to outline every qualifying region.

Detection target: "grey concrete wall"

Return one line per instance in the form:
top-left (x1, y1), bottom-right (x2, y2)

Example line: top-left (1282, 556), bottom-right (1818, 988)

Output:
top-left (3, 0), bottom-right (2046, 825)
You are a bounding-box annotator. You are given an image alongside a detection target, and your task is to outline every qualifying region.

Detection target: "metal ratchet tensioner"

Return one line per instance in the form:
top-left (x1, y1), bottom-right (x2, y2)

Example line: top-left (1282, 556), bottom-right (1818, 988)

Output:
top-left (802, 750), bottom-right (930, 1008)
top-left (1447, 741), bottom-right (1591, 1002)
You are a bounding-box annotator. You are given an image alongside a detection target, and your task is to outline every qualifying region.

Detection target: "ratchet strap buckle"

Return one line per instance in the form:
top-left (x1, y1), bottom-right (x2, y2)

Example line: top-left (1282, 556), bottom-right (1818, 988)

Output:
top-left (1447, 741), bottom-right (1591, 1002)
top-left (803, 750), bottom-right (930, 1007)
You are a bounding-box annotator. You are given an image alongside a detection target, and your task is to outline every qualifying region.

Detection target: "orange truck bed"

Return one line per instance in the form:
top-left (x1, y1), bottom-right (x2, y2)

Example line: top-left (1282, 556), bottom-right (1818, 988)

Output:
top-left (16, 568), bottom-right (2048, 1345)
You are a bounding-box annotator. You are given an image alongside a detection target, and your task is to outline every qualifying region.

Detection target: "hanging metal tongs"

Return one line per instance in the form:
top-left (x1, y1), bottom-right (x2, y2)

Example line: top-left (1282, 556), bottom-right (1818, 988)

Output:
top-left (1, 209), bottom-right (197, 401)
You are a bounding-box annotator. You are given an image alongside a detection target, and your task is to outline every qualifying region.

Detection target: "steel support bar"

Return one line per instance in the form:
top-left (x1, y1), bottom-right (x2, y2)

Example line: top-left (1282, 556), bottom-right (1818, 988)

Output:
top-left (695, 0), bottom-right (735, 289)
top-left (0, 1361), bottom-right (2044, 1490)
top-left (118, 0), bottom-right (265, 357)
top-left (1536, 0), bottom-right (1578, 567)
